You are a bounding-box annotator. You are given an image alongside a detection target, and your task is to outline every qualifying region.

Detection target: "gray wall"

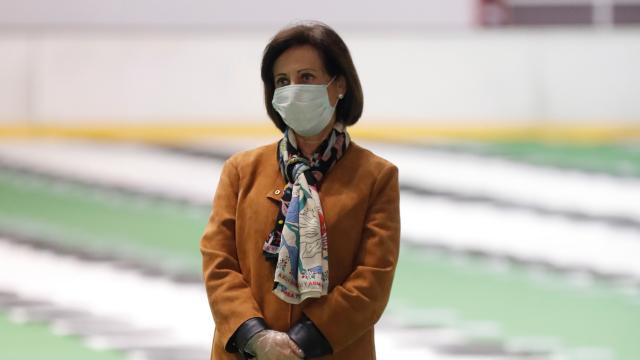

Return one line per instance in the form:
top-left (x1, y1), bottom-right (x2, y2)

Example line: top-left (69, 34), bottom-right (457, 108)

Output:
top-left (0, 0), bottom-right (474, 31)
top-left (2, 29), bottom-right (640, 124)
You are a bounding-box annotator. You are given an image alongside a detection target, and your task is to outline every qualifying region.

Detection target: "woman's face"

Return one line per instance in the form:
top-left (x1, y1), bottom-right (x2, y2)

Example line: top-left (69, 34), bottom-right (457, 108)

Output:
top-left (272, 44), bottom-right (346, 109)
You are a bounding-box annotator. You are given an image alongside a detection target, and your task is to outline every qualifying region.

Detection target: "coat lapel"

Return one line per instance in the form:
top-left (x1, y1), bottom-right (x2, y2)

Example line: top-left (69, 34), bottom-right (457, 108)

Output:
top-left (264, 141), bottom-right (287, 203)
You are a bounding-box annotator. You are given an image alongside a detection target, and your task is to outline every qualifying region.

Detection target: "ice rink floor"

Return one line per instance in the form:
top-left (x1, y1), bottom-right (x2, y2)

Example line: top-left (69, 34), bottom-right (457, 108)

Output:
top-left (1, 136), bottom-right (639, 360)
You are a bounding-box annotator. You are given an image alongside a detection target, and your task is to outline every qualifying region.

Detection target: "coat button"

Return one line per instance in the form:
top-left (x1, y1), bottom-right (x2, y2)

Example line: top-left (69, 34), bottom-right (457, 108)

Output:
top-left (274, 189), bottom-right (281, 195)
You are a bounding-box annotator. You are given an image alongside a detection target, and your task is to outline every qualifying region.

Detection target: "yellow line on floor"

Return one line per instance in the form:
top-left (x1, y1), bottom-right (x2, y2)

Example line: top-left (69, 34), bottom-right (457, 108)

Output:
top-left (1, 122), bottom-right (639, 143)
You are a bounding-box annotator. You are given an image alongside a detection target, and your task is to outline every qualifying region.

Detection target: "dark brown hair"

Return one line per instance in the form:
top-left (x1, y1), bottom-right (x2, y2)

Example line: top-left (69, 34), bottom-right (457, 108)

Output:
top-left (261, 21), bottom-right (364, 132)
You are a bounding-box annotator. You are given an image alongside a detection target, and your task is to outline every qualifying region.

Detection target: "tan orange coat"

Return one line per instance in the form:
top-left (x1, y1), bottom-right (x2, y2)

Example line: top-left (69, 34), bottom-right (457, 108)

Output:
top-left (200, 139), bottom-right (401, 359)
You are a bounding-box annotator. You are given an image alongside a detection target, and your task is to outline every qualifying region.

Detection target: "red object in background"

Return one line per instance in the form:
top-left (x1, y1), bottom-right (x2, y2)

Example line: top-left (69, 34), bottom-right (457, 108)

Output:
top-left (476, 0), bottom-right (511, 27)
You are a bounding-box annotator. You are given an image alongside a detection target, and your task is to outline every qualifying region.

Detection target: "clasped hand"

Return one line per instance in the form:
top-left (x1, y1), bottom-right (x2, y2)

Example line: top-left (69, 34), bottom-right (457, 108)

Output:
top-left (244, 329), bottom-right (305, 360)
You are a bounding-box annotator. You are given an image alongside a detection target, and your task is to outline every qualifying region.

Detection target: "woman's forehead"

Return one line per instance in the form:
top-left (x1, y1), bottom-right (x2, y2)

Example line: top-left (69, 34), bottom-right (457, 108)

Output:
top-left (273, 45), bottom-right (324, 75)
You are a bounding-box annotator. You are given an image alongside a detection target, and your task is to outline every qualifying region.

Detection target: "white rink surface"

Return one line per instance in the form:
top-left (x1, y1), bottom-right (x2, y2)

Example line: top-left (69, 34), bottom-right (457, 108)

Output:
top-left (0, 239), bottom-right (464, 360)
top-left (0, 139), bottom-right (222, 204)
top-left (2, 138), bottom-right (640, 222)
top-left (402, 196), bottom-right (640, 280)
top-left (365, 142), bottom-right (640, 222)
top-left (0, 139), bottom-right (638, 280)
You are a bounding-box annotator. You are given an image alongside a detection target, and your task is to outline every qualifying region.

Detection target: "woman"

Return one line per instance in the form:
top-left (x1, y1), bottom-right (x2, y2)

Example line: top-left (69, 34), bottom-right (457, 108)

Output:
top-left (200, 21), bottom-right (401, 360)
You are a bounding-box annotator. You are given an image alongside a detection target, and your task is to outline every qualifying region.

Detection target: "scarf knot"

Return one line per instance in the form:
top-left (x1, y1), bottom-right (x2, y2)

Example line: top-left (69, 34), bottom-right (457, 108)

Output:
top-left (285, 156), bottom-right (316, 187)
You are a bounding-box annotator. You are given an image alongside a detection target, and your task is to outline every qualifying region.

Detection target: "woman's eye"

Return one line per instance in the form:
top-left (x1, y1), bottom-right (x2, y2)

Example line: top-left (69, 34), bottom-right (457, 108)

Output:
top-left (301, 73), bottom-right (315, 82)
top-left (276, 78), bottom-right (289, 87)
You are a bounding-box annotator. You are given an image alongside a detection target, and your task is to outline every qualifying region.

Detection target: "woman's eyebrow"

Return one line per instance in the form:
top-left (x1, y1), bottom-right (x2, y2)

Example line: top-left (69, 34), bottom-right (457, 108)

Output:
top-left (275, 68), bottom-right (317, 77)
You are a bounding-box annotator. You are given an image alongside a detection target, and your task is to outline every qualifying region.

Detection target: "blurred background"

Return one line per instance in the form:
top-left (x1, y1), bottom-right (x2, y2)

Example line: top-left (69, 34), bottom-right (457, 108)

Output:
top-left (0, 0), bottom-right (639, 359)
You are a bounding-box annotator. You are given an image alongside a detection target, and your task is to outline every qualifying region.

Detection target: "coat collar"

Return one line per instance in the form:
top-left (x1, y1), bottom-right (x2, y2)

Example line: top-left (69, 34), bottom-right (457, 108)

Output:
top-left (264, 138), bottom-right (357, 203)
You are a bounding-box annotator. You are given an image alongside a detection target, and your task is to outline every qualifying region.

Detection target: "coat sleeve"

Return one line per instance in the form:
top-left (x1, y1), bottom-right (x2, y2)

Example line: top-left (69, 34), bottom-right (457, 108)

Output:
top-left (301, 163), bottom-right (401, 353)
top-left (200, 157), bottom-right (265, 353)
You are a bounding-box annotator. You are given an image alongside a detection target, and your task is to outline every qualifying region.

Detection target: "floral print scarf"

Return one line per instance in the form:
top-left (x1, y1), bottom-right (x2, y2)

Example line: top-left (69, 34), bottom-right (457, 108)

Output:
top-left (263, 122), bottom-right (350, 304)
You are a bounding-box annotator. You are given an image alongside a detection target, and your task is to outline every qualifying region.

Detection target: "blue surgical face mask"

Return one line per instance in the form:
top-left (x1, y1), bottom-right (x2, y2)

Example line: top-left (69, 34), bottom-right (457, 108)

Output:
top-left (272, 76), bottom-right (338, 137)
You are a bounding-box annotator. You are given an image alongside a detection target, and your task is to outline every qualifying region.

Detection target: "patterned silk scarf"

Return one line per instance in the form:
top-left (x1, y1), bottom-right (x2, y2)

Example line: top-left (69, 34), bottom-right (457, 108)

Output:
top-left (263, 122), bottom-right (350, 304)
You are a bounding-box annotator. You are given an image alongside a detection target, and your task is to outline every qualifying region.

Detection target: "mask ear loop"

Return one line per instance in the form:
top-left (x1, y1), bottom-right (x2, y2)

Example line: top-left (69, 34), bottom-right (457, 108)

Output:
top-left (326, 76), bottom-right (344, 100)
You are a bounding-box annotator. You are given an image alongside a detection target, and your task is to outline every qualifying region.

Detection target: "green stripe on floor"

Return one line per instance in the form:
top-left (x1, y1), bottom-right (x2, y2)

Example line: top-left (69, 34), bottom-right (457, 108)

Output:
top-left (448, 141), bottom-right (640, 177)
top-left (0, 312), bottom-right (126, 360)
top-left (0, 170), bottom-right (209, 274)
top-left (390, 247), bottom-right (640, 360)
